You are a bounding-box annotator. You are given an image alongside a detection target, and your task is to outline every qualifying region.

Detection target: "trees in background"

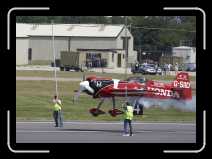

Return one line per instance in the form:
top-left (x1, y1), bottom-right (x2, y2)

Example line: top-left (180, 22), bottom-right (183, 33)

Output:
top-left (16, 16), bottom-right (196, 53)
top-left (128, 16), bottom-right (196, 54)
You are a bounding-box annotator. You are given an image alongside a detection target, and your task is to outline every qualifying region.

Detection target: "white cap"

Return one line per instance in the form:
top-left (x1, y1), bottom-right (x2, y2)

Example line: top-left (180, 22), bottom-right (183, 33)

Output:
top-left (57, 99), bottom-right (62, 105)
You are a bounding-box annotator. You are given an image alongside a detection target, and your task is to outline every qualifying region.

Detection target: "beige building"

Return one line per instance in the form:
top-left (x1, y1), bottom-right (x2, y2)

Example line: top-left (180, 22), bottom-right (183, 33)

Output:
top-left (172, 46), bottom-right (196, 64)
top-left (16, 24), bottom-right (30, 65)
top-left (16, 23), bottom-right (137, 68)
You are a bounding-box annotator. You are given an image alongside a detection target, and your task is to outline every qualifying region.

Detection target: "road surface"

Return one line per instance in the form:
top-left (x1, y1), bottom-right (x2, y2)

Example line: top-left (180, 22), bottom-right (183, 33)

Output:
top-left (16, 121), bottom-right (196, 143)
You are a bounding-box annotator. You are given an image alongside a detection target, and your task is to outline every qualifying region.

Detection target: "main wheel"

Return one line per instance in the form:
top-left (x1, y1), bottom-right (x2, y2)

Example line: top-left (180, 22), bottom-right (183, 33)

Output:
top-left (89, 108), bottom-right (105, 117)
top-left (108, 109), bottom-right (123, 117)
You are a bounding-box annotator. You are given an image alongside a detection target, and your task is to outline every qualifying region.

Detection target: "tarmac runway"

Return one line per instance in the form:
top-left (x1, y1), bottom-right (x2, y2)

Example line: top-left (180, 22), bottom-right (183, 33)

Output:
top-left (16, 121), bottom-right (196, 143)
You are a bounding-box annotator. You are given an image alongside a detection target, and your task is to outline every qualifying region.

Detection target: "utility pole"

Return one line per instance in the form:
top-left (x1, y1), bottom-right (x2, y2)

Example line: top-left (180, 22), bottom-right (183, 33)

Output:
top-left (124, 16), bottom-right (128, 80)
top-left (52, 20), bottom-right (58, 97)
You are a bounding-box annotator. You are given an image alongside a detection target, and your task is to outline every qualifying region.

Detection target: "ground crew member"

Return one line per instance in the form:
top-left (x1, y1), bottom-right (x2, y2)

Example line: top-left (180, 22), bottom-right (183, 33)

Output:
top-left (135, 62), bottom-right (139, 71)
top-left (122, 102), bottom-right (134, 136)
top-left (53, 95), bottom-right (58, 104)
top-left (53, 96), bottom-right (63, 127)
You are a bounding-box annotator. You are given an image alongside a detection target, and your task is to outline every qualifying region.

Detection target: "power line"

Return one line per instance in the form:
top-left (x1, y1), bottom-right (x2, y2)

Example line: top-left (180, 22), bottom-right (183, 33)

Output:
top-left (18, 22), bottom-right (196, 33)
top-left (130, 26), bottom-right (196, 33)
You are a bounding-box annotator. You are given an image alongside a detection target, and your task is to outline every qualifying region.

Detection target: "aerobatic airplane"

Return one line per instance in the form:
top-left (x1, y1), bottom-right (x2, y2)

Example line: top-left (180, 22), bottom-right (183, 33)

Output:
top-left (74, 72), bottom-right (192, 117)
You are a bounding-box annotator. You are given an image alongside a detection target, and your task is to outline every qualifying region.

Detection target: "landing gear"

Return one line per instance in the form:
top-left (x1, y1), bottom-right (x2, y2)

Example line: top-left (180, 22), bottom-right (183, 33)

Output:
top-left (108, 109), bottom-right (124, 117)
top-left (89, 98), bottom-right (105, 117)
top-left (133, 103), bottom-right (144, 115)
top-left (172, 90), bottom-right (181, 100)
top-left (89, 97), bottom-right (123, 117)
top-left (108, 97), bottom-right (123, 117)
top-left (89, 108), bottom-right (105, 116)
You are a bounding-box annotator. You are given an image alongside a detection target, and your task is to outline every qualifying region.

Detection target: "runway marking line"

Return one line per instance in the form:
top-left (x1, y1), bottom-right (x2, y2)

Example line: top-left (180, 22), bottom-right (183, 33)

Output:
top-left (17, 130), bottom-right (100, 133)
top-left (16, 130), bottom-right (195, 134)
top-left (16, 122), bottom-right (195, 126)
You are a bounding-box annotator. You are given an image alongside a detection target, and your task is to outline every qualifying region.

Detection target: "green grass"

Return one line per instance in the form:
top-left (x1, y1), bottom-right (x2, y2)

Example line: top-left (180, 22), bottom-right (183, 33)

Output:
top-left (16, 80), bottom-right (196, 122)
top-left (16, 70), bottom-right (196, 81)
top-left (30, 60), bottom-right (52, 65)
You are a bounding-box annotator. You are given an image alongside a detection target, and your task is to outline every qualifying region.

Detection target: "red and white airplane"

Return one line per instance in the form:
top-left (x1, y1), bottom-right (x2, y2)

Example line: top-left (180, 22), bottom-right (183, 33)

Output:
top-left (74, 72), bottom-right (192, 117)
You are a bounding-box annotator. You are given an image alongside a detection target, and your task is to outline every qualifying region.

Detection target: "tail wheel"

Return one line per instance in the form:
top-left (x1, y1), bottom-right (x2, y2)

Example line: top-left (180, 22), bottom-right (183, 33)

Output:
top-left (173, 91), bottom-right (180, 99)
top-left (133, 104), bottom-right (144, 115)
top-left (109, 110), bottom-right (117, 117)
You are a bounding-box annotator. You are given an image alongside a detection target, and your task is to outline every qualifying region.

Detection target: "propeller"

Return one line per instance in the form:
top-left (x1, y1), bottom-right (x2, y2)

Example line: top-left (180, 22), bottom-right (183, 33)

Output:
top-left (72, 80), bottom-right (94, 104)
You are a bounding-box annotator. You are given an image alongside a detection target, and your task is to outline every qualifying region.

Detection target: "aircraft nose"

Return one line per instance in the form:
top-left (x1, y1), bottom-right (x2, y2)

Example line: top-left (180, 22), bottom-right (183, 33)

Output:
top-left (79, 81), bottom-right (89, 91)
top-left (73, 81), bottom-right (89, 103)
top-left (79, 80), bottom-right (94, 94)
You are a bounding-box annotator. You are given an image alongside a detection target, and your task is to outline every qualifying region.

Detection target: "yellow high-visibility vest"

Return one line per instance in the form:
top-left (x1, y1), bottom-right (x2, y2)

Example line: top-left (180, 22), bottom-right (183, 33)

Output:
top-left (54, 103), bottom-right (61, 111)
top-left (124, 106), bottom-right (134, 120)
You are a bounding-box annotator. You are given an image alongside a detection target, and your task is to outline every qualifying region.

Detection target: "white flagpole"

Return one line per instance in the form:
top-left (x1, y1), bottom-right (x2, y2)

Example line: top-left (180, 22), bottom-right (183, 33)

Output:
top-left (125, 16), bottom-right (128, 79)
top-left (125, 16), bottom-right (128, 102)
top-left (52, 20), bottom-right (58, 97)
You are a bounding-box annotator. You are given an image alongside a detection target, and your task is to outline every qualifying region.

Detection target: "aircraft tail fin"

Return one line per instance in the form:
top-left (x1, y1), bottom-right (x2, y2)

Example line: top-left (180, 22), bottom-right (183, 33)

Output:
top-left (173, 72), bottom-right (192, 100)
top-left (176, 72), bottom-right (190, 82)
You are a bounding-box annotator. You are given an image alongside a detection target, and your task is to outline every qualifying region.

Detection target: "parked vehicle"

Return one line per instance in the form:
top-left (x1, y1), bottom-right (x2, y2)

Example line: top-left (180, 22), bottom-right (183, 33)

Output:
top-left (60, 51), bottom-right (84, 72)
top-left (131, 64), bottom-right (160, 75)
top-left (143, 65), bottom-right (157, 74)
top-left (184, 63), bottom-right (196, 72)
top-left (156, 67), bottom-right (162, 75)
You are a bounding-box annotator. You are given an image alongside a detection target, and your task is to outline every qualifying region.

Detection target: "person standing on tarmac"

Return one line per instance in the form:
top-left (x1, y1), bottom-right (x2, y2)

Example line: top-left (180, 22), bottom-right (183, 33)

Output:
top-left (122, 102), bottom-right (134, 136)
top-left (53, 95), bottom-right (64, 127)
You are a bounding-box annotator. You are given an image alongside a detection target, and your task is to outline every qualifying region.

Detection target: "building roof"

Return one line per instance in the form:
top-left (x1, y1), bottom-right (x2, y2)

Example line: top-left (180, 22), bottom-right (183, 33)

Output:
top-left (16, 23), bottom-right (31, 37)
top-left (16, 23), bottom-right (125, 38)
top-left (173, 46), bottom-right (194, 50)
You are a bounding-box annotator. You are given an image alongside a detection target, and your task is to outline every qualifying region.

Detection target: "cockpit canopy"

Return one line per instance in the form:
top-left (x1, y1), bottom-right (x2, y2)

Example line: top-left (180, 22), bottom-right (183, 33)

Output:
top-left (126, 77), bottom-right (147, 83)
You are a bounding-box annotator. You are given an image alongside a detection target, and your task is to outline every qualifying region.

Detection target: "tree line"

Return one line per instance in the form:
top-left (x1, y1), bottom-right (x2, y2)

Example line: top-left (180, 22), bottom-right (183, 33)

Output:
top-left (16, 16), bottom-right (196, 54)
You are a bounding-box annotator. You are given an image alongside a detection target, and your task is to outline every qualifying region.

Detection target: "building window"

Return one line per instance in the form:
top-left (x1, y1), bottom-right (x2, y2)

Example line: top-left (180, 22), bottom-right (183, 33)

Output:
top-left (186, 55), bottom-right (190, 60)
top-left (123, 54), bottom-right (125, 59)
top-left (122, 37), bottom-right (130, 50)
top-left (86, 53), bottom-right (107, 68)
top-left (122, 38), bottom-right (128, 50)
top-left (28, 48), bottom-right (32, 61)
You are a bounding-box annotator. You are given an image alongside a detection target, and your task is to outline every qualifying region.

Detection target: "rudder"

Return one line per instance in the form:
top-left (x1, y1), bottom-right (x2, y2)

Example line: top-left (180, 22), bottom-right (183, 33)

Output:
top-left (173, 72), bottom-right (192, 100)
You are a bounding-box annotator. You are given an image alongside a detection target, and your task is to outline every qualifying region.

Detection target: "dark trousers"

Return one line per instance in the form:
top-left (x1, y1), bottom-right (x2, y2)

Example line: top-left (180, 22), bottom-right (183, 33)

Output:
top-left (124, 119), bottom-right (133, 135)
top-left (53, 111), bottom-right (59, 127)
top-left (53, 111), bottom-right (63, 127)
